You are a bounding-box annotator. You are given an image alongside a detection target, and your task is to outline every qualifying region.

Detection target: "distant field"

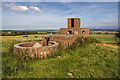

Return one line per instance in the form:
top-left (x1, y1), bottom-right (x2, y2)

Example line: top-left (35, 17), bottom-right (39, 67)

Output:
top-left (2, 34), bottom-right (45, 42)
top-left (2, 34), bottom-right (119, 78)
top-left (89, 34), bottom-right (116, 43)
top-left (90, 30), bottom-right (118, 32)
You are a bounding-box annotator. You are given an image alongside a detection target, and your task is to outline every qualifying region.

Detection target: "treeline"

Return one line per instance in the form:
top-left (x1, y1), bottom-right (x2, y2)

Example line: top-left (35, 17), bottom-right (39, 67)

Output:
top-left (2, 31), bottom-right (38, 36)
top-left (90, 29), bottom-right (119, 31)
top-left (1, 30), bottom-right (59, 36)
top-left (115, 31), bottom-right (120, 38)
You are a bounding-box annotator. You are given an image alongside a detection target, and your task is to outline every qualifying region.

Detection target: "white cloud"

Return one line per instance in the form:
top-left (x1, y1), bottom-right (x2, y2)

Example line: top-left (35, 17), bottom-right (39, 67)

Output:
top-left (4, 3), bottom-right (42, 13)
top-left (29, 6), bottom-right (42, 13)
top-left (4, 3), bottom-right (28, 12)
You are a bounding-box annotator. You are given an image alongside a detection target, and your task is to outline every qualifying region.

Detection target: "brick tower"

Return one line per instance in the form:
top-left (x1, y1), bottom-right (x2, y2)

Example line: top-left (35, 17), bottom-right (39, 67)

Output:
top-left (68, 18), bottom-right (81, 29)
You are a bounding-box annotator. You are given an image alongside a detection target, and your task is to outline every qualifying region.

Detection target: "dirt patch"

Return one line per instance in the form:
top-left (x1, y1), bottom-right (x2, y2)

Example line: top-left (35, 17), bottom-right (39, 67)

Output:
top-left (103, 44), bottom-right (118, 49)
top-left (96, 43), bottom-right (118, 49)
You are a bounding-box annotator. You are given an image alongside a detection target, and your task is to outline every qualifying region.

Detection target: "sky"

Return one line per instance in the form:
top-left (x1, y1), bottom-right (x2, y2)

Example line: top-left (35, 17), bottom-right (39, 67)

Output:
top-left (2, 2), bottom-right (118, 30)
top-left (2, 0), bottom-right (120, 2)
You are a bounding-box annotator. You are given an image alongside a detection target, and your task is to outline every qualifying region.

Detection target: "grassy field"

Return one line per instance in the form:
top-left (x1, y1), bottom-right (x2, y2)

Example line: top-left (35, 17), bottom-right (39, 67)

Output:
top-left (2, 34), bottom-right (119, 78)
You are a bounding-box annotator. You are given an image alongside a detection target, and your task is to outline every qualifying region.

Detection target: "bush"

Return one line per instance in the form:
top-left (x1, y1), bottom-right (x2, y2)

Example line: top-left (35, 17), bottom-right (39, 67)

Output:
top-left (115, 32), bottom-right (120, 46)
top-left (23, 35), bottom-right (28, 37)
top-left (33, 39), bottom-right (42, 42)
top-left (34, 36), bottom-right (38, 38)
top-left (68, 37), bottom-right (101, 50)
top-left (2, 61), bottom-right (33, 76)
top-left (57, 43), bottom-right (64, 54)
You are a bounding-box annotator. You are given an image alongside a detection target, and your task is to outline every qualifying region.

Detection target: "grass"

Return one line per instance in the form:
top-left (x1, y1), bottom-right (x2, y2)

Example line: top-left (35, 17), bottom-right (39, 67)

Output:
top-left (2, 34), bottom-right (119, 78)
top-left (89, 34), bottom-right (116, 42)
top-left (2, 34), bottom-right (45, 42)
top-left (89, 34), bottom-right (117, 46)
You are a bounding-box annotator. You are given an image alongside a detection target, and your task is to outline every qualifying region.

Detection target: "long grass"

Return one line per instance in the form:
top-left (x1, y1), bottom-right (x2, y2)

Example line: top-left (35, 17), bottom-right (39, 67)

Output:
top-left (2, 34), bottom-right (119, 78)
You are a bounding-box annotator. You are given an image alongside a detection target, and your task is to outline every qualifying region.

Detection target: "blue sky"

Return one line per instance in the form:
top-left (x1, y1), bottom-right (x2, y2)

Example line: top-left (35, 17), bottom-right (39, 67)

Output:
top-left (2, 2), bottom-right (118, 30)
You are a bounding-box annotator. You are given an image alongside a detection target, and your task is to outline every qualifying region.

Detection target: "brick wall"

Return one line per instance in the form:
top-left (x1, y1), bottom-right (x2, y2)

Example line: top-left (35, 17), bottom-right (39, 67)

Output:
top-left (14, 41), bottom-right (59, 59)
top-left (60, 28), bottom-right (89, 37)
top-left (60, 18), bottom-right (89, 37)
top-left (42, 34), bottom-right (82, 49)
top-left (67, 18), bottom-right (81, 29)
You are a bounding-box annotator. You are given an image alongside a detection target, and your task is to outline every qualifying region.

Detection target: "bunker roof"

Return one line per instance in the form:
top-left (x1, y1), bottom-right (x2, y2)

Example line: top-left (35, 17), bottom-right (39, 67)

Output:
top-left (68, 18), bottom-right (80, 19)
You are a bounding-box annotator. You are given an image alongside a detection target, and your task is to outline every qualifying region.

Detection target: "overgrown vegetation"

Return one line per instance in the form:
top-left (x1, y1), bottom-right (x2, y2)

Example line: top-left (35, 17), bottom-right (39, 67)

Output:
top-left (68, 37), bottom-right (101, 50)
top-left (2, 34), bottom-right (119, 78)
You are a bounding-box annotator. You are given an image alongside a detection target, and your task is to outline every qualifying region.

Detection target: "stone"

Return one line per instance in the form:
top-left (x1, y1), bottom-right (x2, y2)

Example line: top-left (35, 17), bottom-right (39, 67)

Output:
top-left (68, 73), bottom-right (72, 76)
top-left (32, 42), bottom-right (42, 48)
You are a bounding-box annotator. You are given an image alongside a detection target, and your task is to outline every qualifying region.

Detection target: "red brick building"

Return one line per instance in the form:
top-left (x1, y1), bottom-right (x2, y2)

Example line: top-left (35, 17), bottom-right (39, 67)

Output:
top-left (42, 18), bottom-right (89, 48)
top-left (60, 18), bottom-right (89, 37)
top-left (14, 18), bottom-right (89, 59)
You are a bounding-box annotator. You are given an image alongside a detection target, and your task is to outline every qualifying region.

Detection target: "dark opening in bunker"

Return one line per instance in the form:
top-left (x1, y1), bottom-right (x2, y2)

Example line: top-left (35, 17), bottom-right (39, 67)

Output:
top-left (68, 30), bottom-right (72, 34)
top-left (68, 43), bottom-right (69, 46)
top-left (71, 19), bottom-right (74, 28)
top-left (82, 30), bottom-right (85, 34)
top-left (45, 37), bottom-right (50, 46)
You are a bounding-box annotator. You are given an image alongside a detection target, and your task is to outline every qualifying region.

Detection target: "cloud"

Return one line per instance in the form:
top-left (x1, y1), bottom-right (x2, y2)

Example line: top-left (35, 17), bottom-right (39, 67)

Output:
top-left (4, 3), bottom-right (42, 13)
top-left (4, 3), bottom-right (28, 12)
top-left (29, 6), bottom-right (42, 13)
top-left (2, 2), bottom-right (118, 30)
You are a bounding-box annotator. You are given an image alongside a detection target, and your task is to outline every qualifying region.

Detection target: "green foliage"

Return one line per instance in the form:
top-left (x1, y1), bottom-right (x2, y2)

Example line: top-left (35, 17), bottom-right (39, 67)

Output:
top-left (57, 43), bottom-right (64, 54)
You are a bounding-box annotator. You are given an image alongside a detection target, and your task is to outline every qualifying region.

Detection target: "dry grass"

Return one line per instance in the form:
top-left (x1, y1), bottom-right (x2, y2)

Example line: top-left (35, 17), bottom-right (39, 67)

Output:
top-left (2, 34), bottom-right (45, 42)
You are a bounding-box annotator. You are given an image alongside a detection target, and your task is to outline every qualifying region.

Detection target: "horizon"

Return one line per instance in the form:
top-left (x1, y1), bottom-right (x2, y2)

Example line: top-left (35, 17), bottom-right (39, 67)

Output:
top-left (2, 2), bottom-right (118, 30)
top-left (1, 28), bottom-right (119, 31)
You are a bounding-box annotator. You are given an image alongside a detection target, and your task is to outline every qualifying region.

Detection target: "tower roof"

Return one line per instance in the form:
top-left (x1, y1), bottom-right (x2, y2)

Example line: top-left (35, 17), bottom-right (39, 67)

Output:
top-left (68, 18), bottom-right (80, 19)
